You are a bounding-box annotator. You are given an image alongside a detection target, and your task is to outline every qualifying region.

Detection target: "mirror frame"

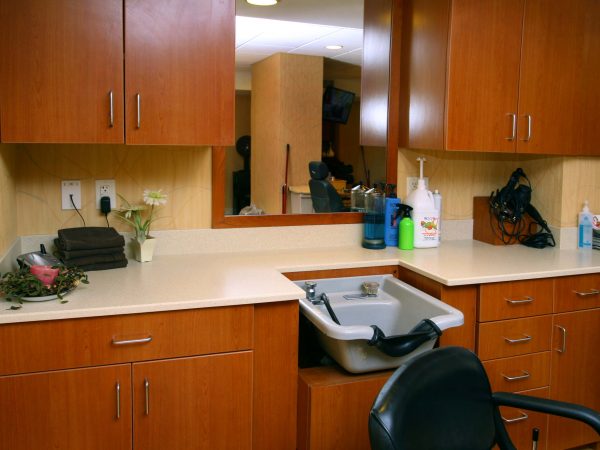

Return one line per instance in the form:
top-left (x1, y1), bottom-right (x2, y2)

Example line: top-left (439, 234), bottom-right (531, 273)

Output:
top-left (211, 0), bottom-right (401, 229)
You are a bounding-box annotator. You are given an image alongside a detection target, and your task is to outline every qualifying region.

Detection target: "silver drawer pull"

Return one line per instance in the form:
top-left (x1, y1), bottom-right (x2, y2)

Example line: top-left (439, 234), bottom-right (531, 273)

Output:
top-left (504, 334), bottom-right (532, 344)
top-left (505, 113), bottom-right (516, 141)
top-left (502, 411), bottom-right (529, 424)
top-left (501, 370), bottom-right (530, 381)
top-left (136, 93), bottom-right (141, 129)
top-left (144, 378), bottom-right (150, 415)
top-left (574, 288), bottom-right (600, 297)
top-left (505, 296), bottom-right (534, 305)
top-left (116, 381), bottom-right (121, 419)
top-left (111, 336), bottom-right (153, 346)
top-left (555, 325), bottom-right (567, 353)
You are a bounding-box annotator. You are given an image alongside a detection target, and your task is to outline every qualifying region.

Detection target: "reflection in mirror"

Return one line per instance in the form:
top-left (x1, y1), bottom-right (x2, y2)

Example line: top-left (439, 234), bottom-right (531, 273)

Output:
top-left (225, 0), bottom-right (387, 217)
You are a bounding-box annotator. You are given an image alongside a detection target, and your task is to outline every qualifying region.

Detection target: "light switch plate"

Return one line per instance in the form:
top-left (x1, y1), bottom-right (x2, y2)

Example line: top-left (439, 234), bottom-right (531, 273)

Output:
top-left (61, 180), bottom-right (81, 210)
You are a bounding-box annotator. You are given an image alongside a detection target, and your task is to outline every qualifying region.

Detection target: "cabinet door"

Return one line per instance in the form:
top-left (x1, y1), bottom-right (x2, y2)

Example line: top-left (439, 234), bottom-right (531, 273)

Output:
top-left (125, 0), bottom-right (234, 145)
top-left (0, 364), bottom-right (132, 450)
top-left (445, 0), bottom-right (524, 152)
top-left (133, 352), bottom-right (252, 450)
top-left (0, 0), bottom-right (124, 143)
top-left (518, 0), bottom-right (600, 155)
top-left (548, 309), bottom-right (600, 450)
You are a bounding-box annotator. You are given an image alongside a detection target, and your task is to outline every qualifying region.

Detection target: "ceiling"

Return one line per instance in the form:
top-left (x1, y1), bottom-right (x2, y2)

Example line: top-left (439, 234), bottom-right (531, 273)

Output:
top-left (235, 0), bottom-right (364, 69)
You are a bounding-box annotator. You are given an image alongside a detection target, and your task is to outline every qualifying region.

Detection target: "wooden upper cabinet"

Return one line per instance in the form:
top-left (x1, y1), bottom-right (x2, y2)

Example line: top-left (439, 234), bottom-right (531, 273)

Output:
top-left (125, 0), bottom-right (235, 146)
top-left (0, 0), bottom-right (124, 143)
top-left (517, 0), bottom-right (600, 155)
top-left (445, 0), bottom-right (524, 153)
top-left (402, 0), bottom-right (600, 156)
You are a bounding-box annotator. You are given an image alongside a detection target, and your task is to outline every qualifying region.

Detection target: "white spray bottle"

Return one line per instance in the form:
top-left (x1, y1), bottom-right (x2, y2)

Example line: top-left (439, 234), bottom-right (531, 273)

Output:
top-left (404, 157), bottom-right (440, 248)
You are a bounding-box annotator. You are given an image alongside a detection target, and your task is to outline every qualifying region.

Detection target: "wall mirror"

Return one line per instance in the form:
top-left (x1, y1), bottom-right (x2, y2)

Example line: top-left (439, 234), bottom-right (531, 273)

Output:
top-left (212, 0), bottom-right (399, 228)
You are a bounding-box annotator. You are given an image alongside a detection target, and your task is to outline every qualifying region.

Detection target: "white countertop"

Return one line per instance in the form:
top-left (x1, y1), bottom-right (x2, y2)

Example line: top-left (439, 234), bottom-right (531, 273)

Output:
top-left (2, 240), bottom-right (600, 324)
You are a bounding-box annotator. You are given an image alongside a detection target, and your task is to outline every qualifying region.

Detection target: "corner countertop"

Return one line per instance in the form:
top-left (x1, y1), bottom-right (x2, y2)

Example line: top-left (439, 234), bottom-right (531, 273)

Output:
top-left (2, 240), bottom-right (600, 324)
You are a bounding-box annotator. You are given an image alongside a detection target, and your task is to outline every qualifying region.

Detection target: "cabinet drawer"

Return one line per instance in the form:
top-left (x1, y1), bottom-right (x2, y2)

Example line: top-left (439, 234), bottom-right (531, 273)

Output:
top-left (479, 279), bottom-right (553, 321)
top-left (0, 305), bottom-right (253, 376)
top-left (555, 273), bottom-right (600, 313)
top-left (477, 315), bottom-right (552, 360)
top-left (498, 387), bottom-right (549, 450)
top-left (483, 352), bottom-right (550, 392)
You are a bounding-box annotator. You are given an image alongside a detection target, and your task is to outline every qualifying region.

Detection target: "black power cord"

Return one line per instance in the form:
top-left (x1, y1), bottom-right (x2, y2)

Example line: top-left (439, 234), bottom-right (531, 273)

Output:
top-left (69, 194), bottom-right (86, 227)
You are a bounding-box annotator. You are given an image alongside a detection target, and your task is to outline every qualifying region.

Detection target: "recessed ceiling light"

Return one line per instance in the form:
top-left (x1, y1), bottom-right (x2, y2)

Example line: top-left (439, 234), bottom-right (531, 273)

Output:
top-left (326, 45), bottom-right (343, 50)
top-left (246, 0), bottom-right (279, 5)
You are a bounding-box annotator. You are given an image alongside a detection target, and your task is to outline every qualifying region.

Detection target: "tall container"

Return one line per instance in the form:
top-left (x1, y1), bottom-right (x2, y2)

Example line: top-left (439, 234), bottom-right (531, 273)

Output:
top-left (405, 157), bottom-right (439, 248)
top-left (578, 200), bottom-right (593, 249)
top-left (362, 188), bottom-right (386, 249)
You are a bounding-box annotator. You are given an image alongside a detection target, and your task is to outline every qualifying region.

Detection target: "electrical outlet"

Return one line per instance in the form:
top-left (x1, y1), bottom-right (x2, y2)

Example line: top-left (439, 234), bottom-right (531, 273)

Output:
top-left (61, 180), bottom-right (82, 210)
top-left (407, 176), bottom-right (429, 194)
top-left (95, 179), bottom-right (116, 210)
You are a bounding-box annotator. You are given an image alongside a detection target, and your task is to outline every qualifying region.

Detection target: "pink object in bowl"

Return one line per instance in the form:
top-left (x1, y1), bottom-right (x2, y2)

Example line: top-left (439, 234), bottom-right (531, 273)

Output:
top-left (30, 265), bottom-right (60, 286)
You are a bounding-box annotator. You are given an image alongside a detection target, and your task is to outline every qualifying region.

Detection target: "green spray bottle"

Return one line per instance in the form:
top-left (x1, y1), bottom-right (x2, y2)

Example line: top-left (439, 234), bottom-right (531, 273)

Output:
top-left (398, 204), bottom-right (414, 250)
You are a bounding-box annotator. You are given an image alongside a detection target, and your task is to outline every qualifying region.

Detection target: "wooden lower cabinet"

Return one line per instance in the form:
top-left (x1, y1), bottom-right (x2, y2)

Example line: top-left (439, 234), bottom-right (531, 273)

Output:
top-left (133, 352), bottom-right (253, 450)
top-left (0, 302), bottom-right (298, 450)
top-left (548, 309), bottom-right (600, 450)
top-left (298, 366), bottom-right (393, 450)
top-left (0, 364), bottom-right (132, 450)
top-left (498, 387), bottom-right (550, 450)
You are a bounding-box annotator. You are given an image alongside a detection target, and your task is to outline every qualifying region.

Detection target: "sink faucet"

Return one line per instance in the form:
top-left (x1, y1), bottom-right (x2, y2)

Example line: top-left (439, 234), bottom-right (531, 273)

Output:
top-left (304, 281), bottom-right (317, 301)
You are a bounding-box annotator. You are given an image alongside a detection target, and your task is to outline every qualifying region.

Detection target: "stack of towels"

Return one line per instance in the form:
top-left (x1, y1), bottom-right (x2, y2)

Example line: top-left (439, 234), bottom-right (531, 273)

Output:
top-left (55, 227), bottom-right (128, 271)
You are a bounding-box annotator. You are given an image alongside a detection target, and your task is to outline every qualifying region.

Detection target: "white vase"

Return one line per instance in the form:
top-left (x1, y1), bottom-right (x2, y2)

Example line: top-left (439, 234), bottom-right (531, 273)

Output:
top-left (133, 236), bottom-right (156, 262)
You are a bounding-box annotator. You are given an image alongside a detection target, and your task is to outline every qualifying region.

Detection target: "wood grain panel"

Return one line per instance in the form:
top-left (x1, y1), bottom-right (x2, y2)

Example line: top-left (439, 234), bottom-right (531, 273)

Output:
top-left (479, 278), bottom-right (554, 321)
top-left (0, 306), bottom-right (253, 376)
top-left (477, 315), bottom-right (552, 361)
top-left (517, 0), bottom-right (600, 155)
top-left (397, 269), bottom-right (477, 351)
top-left (554, 273), bottom-right (600, 313)
top-left (298, 366), bottom-right (393, 450)
top-left (483, 351), bottom-right (550, 393)
top-left (133, 352), bottom-right (252, 450)
top-left (284, 265), bottom-right (399, 282)
top-left (0, 364), bottom-right (132, 450)
top-left (549, 309), bottom-right (600, 450)
top-left (0, 144), bottom-right (17, 255)
top-left (498, 387), bottom-right (549, 450)
top-left (125, 0), bottom-right (234, 145)
top-left (361, 0), bottom-right (392, 147)
top-left (253, 301), bottom-right (299, 450)
top-left (445, 0), bottom-right (524, 152)
top-left (400, 0), bottom-right (450, 149)
top-left (0, 0), bottom-right (124, 143)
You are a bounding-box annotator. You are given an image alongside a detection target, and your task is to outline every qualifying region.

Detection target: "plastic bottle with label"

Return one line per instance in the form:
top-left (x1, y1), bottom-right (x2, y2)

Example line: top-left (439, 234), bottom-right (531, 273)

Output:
top-left (578, 200), bottom-right (593, 249)
top-left (404, 157), bottom-right (439, 248)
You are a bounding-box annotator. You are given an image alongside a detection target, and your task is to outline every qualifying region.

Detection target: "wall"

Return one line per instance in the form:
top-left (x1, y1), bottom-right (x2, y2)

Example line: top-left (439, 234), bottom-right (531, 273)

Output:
top-left (0, 144), bottom-right (17, 256)
top-left (398, 148), bottom-right (600, 228)
top-left (15, 144), bottom-right (212, 236)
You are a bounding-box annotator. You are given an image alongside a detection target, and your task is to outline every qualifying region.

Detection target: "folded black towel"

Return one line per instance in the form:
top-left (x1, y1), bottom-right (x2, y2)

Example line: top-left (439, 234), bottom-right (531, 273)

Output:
top-left (60, 252), bottom-right (127, 267)
top-left (54, 239), bottom-right (124, 259)
top-left (57, 227), bottom-right (125, 251)
top-left (75, 259), bottom-right (128, 272)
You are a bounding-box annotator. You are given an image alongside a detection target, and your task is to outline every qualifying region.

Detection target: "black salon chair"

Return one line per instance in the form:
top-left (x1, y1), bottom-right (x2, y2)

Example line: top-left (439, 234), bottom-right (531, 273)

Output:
top-left (308, 161), bottom-right (344, 213)
top-left (369, 346), bottom-right (600, 450)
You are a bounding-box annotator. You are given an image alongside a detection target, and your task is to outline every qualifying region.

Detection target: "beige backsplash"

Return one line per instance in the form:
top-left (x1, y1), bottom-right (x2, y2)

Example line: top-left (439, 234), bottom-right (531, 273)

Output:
top-left (1, 141), bottom-right (599, 259)
top-left (398, 148), bottom-right (600, 228)
top-left (15, 144), bottom-right (212, 237)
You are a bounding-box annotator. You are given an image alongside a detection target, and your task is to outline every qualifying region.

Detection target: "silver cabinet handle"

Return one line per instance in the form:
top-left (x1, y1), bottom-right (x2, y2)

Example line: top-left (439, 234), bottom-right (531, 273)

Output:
top-left (505, 296), bottom-right (534, 305)
top-left (574, 288), bottom-right (600, 297)
top-left (501, 370), bottom-right (530, 381)
top-left (504, 334), bottom-right (532, 344)
top-left (136, 93), bottom-right (141, 129)
top-left (505, 113), bottom-right (516, 141)
top-left (555, 325), bottom-right (567, 353)
top-left (109, 91), bottom-right (114, 128)
top-left (520, 114), bottom-right (532, 141)
top-left (116, 381), bottom-right (121, 419)
top-left (111, 336), bottom-right (153, 346)
top-left (502, 411), bottom-right (529, 424)
top-left (144, 378), bottom-right (150, 415)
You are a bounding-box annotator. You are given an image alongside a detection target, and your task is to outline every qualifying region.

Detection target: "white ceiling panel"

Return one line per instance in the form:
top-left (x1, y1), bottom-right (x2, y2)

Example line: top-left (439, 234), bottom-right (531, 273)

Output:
top-left (332, 49), bottom-right (363, 66)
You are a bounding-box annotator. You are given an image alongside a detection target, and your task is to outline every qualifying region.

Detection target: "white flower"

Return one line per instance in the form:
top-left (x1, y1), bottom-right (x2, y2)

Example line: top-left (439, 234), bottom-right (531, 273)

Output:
top-left (143, 189), bottom-right (168, 206)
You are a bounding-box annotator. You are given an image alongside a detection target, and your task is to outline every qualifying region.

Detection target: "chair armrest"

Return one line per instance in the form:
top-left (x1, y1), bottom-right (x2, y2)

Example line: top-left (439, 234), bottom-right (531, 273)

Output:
top-left (493, 392), bottom-right (600, 435)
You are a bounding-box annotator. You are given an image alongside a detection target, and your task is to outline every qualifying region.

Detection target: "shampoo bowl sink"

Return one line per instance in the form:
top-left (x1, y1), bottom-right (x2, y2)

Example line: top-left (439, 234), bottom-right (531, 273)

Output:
top-left (295, 275), bottom-right (464, 373)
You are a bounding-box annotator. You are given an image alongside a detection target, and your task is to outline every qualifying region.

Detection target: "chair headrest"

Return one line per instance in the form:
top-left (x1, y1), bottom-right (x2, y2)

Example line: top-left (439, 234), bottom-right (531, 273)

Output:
top-left (309, 161), bottom-right (329, 180)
